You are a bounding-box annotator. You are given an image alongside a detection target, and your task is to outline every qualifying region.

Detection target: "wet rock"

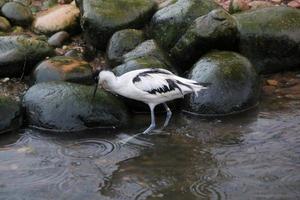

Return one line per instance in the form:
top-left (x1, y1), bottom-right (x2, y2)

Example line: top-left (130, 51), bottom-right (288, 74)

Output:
top-left (1, 2), bottom-right (33, 26)
top-left (33, 56), bottom-right (93, 84)
top-left (0, 96), bottom-right (22, 134)
top-left (33, 4), bottom-right (80, 35)
top-left (150, 0), bottom-right (219, 50)
top-left (184, 51), bottom-right (260, 116)
top-left (0, 35), bottom-right (54, 77)
top-left (234, 6), bottom-right (300, 74)
top-left (77, 0), bottom-right (157, 50)
top-left (171, 9), bottom-right (238, 70)
top-left (48, 31), bottom-right (69, 47)
top-left (122, 39), bottom-right (171, 66)
top-left (23, 82), bottom-right (129, 131)
top-left (229, 0), bottom-right (250, 13)
top-left (248, 1), bottom-right (274, 9)
top-left (107, 29), bottom-right (144, 66)
top-left (0, 16), bottom-right (11, 32)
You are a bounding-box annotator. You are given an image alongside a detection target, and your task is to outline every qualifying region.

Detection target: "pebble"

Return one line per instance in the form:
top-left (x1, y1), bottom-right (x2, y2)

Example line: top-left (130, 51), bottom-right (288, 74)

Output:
top-left (48, 31), bottom-right (69, 47)
top-left (266, 79), bottom-right (278, 86)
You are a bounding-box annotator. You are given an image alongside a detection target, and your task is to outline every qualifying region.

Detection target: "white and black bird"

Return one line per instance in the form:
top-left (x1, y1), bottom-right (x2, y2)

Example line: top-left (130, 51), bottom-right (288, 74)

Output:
top-left (94, 68), bottom-right (210, 134)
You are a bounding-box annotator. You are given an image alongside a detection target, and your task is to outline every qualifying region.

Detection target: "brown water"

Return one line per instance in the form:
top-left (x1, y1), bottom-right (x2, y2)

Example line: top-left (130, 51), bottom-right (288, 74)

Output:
top-left (0, 96), bottom-right (300, 200)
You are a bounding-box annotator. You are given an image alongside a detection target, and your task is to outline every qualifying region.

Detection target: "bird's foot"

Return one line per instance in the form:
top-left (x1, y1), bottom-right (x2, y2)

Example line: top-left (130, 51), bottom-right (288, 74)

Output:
top-left (142, 124), bottom-right (156, 134)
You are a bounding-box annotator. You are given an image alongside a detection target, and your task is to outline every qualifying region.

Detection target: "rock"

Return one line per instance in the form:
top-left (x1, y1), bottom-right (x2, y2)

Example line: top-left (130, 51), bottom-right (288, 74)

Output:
top-left (229, 0), bottom-right (250, 13)
top-left (13, 0), bottom-right (31, 6)
top-left (183, 51), bottom-right (260, 116)
top-left (77, 0), bottom-right (157, 50)
top-left (288, 0), bottom-right (300, 8)
top-left (150, 0), bottom-right (219, 50)
top-left (107, 29), bottom-right (144, 66)
top-left (122, 39), bottom-right (171, 66)
top-left (248, 1), bottom-right (274, 9)
top-left (0, 35), bottom-right (54, 77)
top-left (170, 9), bottom-right (238, 70)
top-left (266, 79), bottom-right (278, 87)
top-left (1, 2), bottom-right (33, 26)
top-left (48, 31), bottom-right (69, 47)
top-left (0, 96), bottom-right (22, 134)
top-left (0, 0), bottom-right (7, 8)
top-left (64, 49), bottom-right (82, 58)
top-left (0, 16), bottom-right (11, 32)
top-left (233, 7), bottom-right (300, 74)
top-left (33, 4), bottom-right (80, 35)
top-left (33, 56), bottom-right (93, 84)
top-left (11, 26), bottom-right (24, 34)
top-left (23, 82), bottom-right (129, 131)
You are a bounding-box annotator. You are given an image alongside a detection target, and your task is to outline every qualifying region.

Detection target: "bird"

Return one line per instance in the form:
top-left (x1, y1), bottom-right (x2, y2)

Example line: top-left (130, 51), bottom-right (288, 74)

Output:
top-left (93, 68), bottom-right (210, 134)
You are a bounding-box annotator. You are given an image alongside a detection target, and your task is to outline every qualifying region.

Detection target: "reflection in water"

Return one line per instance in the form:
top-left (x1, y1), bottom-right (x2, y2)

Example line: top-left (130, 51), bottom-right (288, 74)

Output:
top-left (0, 98), bottom-right (300, 199)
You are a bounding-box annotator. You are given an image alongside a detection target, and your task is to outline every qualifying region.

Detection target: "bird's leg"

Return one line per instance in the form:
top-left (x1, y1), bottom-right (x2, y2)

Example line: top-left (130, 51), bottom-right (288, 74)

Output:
top-left (162, 103), bottom-right (172, 129)
top-left (143, 104), bottom-right (156, 134)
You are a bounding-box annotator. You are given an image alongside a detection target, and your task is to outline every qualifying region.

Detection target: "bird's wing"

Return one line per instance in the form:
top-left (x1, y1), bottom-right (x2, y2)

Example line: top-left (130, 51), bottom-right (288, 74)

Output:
top-left (132, 69), bottom-right (184, 95)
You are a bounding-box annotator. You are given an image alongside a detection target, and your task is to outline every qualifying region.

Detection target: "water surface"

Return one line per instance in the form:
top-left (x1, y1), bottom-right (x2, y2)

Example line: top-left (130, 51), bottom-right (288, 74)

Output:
top-left (0, 97), bottom-right (300, 200)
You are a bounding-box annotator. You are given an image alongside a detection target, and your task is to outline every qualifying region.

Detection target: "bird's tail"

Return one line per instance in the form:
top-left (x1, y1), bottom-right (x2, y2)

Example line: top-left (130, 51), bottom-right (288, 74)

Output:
top-left (175, 79), bottom-right (211, 97)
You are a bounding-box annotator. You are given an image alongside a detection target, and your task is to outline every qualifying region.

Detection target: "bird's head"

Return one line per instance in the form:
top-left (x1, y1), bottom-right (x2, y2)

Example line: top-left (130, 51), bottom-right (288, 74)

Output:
top-left (93, 70), bottom-right (116, 98)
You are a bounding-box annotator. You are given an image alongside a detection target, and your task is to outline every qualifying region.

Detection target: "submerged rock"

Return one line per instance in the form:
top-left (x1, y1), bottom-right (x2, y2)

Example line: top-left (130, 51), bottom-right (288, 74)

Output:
top-left (150, 0), bottom-right (219, 50)
top-left (171, 9), bottom-right (238, 70)
top-left (0, 35), bottom-right (54, 77)
top-left (78, 0), bottom-right (157, 50)
top-left (0, 16), bottom-right (11, 32)
top-left (0, 96), bottom-right (22, 134)
top-left (33, 56), bottom-right (93, 84)
top-left (1, 2), bottom-right (33, 26)
top-left (233, 6), bottom-right (300, 74)
top-left (107, 29), bottom-right (144, 66)
top-left (184, 51), bottom-right (260, 116)
top-left (33, 4), bottom-right (80, 34)
top-left (47, 31), bottom-right (70, 47)
top-left (23, 82), bottom-right (129, 131)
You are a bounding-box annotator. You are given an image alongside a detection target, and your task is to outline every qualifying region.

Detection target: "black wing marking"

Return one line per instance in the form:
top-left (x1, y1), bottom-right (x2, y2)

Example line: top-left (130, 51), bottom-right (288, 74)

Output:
top-left (147, 79), bottom-right (183, 95)
top-left (132, 68), bottom-right (173, 84)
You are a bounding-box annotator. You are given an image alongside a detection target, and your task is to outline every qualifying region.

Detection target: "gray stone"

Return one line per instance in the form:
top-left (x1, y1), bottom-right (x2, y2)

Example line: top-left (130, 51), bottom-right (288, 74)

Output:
top-left (22, 82), bottom-right (129, 131)
top-left (1, 2), bottom-right (33, 26)
top-left (0, 96), bottom-right (22, 134)
top-left (107, 29), bottom-right (144, 66)
top-left (0, 35), bottom-right (54, 77)
top-left (184, 51), bottom-right (260, 116)
top-left (33, 56), bottom-right (93, 85)
top-left (77, 0), bottom-right (157, 50)
top-left (48, 31), bottom-right (69, 47)
top-left (171, 9), bottom-right (238, 70)
top-left (233, 6), bottom-right (300, 74)
top-left (150, 0), bottom-right (219, 50)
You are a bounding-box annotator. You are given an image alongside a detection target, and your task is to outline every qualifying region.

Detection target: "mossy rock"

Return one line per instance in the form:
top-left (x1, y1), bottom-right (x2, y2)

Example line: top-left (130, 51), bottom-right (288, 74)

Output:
top-left (78, 0), bottom-right (157, 50)
top-left (32, 4), bottom-right (80, 35)
top-left (0, 96), bottom-right (22, 134)
top-left (107, 29), bottom-right (145, 67)
top-left (0, 16), bottom-right (11, 32)
top-left (150, 0), bottom-right (219, 50)
top-left (33, 56), bottom-right (93, 85)
top-left (233, 6), bottom-right (300, 74)
top-left (1, 2), bottom-right (33, 26)
top-left (22, 82), bottom-right (129, 131)
top-left (0, 35), bottom-right (54, 77)
top-left (171, 9), bottom-right (238, 71)
top-left (183, 51), bottom-right (260, 116)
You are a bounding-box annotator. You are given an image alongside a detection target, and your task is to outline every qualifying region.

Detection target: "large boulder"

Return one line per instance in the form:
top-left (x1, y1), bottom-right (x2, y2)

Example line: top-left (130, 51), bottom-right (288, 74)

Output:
top-left (33, 56), bottom-right (93, 85)
top-left (170, 9), bottom-right (238, 70)
top-left (184, 51), bottom-right (260, 116)
top-left (150, 0), bottom-right (219, 50)
top-left (233, 6), bottom-right (300, 74)
top-left (107, 29), bottom-right (145, 67)
top-left (77, 0), bottom-right (157, 50)
top-left (23, 82), bottom-right (129, 131)
top-left (0, 35), bottom-right (54, 77)
top-left (1, 2), bottom-right (33, 26)
top-left (0, 96), bottom-right (22, 134)
top-left (32, 4), bottom-right (80, 35)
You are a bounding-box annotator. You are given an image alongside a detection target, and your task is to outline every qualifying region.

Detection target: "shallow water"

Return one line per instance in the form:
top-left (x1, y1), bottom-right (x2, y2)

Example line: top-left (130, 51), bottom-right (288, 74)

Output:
top-left (0, 96), bottom-right (300, 200)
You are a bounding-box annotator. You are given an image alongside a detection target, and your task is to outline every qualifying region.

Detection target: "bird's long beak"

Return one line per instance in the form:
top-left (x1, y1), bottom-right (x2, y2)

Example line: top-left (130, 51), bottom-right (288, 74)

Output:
top-left (92, 84), bottom-right (98, 99)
